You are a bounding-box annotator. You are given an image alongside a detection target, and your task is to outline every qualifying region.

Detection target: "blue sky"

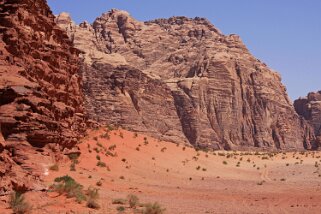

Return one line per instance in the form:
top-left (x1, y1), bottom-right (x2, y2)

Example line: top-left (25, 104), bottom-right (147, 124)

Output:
top-left (48, 0), bottom-right (321, 100)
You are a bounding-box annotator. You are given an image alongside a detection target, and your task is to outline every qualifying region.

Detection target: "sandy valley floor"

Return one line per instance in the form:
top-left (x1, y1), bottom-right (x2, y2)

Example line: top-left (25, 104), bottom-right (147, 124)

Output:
top-left (1, 128), bottom-right (321, 214)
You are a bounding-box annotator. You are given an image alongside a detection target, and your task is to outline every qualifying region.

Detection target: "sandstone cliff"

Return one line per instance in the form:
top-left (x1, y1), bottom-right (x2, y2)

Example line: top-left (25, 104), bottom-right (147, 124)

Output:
top-left (0, 0), bottom-right (85, 193)
top-left (56, 10), bottom-right (314, 150)
top-left (294, 91), bottom-right (321, 148)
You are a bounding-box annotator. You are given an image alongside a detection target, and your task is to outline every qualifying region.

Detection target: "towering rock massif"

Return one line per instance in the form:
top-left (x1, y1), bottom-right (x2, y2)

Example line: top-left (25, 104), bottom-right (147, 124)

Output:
top-left (0, 0), bottom-right (85, 193)
top-left (56, 10), bottom-right (314, 150)
top-left (294, 91), bottom-right (321, 148)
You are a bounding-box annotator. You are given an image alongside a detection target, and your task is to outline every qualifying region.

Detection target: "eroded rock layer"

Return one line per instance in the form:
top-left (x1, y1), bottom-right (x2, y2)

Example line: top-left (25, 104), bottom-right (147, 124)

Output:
top-left (0, 0), bottom-right (85, 193)
top-left (57, 10), bottom-right (314, 150)
top-left (295, 91), bottom-right (321, 148)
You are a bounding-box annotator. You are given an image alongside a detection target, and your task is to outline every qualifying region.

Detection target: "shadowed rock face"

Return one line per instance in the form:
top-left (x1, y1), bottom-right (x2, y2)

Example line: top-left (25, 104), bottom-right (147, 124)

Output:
top-left (294, 91), bottom-right (321, 148)
top-left (56, 9), bottom-right (314, 150)
top-left (0, 0), bottom-right (85, 192)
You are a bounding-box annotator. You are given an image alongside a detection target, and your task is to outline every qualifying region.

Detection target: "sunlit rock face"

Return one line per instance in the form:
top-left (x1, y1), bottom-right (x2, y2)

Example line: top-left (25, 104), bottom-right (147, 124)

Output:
top-left (295, 91), bottom-right (321, 149)
top-left (57, 9), bottom-right (314, 150)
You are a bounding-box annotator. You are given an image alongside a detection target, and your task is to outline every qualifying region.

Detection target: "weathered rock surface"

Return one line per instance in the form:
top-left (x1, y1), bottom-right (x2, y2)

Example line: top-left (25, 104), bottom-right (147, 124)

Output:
top-left (0, 0), bottom-right (85, 193)
top-left (294, 91), bottom-right (321, 148)
top-left (57, 10), bottom-right (314, 150)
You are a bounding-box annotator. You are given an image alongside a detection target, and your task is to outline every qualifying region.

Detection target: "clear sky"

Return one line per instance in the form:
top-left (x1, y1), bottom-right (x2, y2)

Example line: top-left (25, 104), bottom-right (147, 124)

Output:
top-left (48, 0), bottom-right (321, 101)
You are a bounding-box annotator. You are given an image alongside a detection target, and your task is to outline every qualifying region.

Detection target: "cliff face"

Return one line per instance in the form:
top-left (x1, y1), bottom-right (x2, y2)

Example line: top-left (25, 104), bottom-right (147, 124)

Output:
top-left (56, 10), bottom-right (314, 150)
top-left (294, 91), bottom-right (321, 148)
top-left (0, 0), bottom-right (85, 192)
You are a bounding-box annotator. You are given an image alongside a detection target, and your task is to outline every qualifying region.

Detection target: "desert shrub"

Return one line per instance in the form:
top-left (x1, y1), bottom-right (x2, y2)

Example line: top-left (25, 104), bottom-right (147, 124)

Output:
top-left (70, 162), bottom-right (76, 171)
top-left (119, 132), bottom-right (124, 138)
top-left (109, 144), bottom-right (117, 151)
top-left (100, 132), bottom-right (110, 139)
top-left (106, 124), bottom-right (115, 131)
top-left (143, 202), bottom-right (165, 214)
top-left (52, 175), bottom-right (86, 203)
top-left (119, 176), bottom-right (125, 180)
top-left (49, 164), bottom-right (59, 171)
top-left (97, 161), bottom-right (106, 167)
top-left (96, 155), bottom-right (101, 160)
top-left (133, 132), bottom-right (138, 138)
top-left (257, 181), bottom-right (264, 185)
top-left (86, 187), bottom-right (100, 209)
top-left (117, 206), bottom-right (126, 212)
top-left (121, 158), bottom-right (126, 162)
top-left (196, 166), bottom-right (201, 170)
top-left (9, 191), bottom-right (32, 214)
top-left (112, 198), bottom-right (127, 205)
top-left (96, 180), bottom-right (102, 186)
top-left (127, 194), bottom-right (139, 208)
top-left (105, 151), bottom-right (115, 157)
top-left (160, 147), bottom-right (167, 152)
top-left (67, 153), bottom-right (79, 161)
top-left (93, 136), bottom-right (98, 141)
top-left (222, 161), bottom-right (227, 165)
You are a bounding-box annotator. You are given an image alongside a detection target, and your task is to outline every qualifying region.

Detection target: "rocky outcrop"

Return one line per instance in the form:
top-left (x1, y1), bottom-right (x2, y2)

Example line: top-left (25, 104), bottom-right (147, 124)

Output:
top-left (0, 0), bottom-right (85, 193)
top-left (57, 10), bottom-right (313, 150)
top-left (294, 91), bottom-right (321, 148)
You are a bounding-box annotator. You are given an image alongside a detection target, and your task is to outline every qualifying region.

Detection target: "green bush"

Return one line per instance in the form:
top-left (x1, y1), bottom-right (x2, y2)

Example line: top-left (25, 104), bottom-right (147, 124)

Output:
top-left (52, 175), bottom-right (86, 203)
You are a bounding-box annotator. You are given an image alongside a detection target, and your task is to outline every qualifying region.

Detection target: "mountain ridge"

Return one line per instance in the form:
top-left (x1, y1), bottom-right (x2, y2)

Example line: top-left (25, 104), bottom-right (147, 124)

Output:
top-left (55, 10), bottom-right (316, 150)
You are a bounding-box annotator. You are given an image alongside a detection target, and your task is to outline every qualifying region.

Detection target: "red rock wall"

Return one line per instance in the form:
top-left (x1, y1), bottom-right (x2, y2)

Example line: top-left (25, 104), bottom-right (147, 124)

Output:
top-left (294, 92), bottom-right (321, 148)
top-left (0, 0), bottom-right (85, 193)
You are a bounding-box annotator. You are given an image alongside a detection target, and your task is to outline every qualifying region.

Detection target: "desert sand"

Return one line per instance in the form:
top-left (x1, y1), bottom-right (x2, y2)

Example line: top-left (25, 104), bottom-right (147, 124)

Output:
top-left (1, 128), bottom-right (321, 214)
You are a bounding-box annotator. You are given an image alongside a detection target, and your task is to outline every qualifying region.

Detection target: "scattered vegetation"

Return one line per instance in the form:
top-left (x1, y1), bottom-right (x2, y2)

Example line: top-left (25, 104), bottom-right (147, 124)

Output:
top-left (49, 164), bottom-right (59, 171)
top-left (117, 206), bottom-right (126, 212)
top-left (96, 180), bottom-right (102, 187)
top-left (51, 175), bottom-right (86, 203)
top-left (86, 187), bottom-right (100, 209)
top-left (127, 194), bottom-right (139, 208)
top-left (143, 202), bottom-right (166, 214)
top-left (97, 161), bottom-right (107, 167)
top-left (112, 198), bottom-right (127, 205)
top-left (9, 191), bottom-right (32, 214)
top-left (109, 144), bottom-right (117, 151)
top-left (223, 161), bottom-right (228, 165)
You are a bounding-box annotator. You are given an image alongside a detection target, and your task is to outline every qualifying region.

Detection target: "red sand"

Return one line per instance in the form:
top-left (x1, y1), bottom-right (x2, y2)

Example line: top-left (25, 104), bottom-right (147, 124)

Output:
top-left (2, 128), bottom-right (321, 213)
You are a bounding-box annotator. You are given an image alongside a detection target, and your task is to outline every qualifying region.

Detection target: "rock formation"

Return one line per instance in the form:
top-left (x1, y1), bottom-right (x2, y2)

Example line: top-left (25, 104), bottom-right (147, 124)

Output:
top-left (0, 0), bottom-right (85, 193)
top-left (294, 91), bottom-right (321, 148)
top-left (56, 10), bottom-right (314, 150)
